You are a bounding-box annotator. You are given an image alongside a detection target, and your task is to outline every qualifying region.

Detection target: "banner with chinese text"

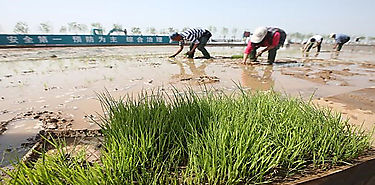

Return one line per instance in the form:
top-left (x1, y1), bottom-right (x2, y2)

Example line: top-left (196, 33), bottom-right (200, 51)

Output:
top-left (0, 34), bottom-right (172, 47)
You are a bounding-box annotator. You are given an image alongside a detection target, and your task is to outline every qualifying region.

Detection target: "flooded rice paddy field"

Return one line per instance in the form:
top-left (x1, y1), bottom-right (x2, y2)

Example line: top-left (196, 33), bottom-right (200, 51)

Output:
top-left (0, 44), bottom-right (375, 166)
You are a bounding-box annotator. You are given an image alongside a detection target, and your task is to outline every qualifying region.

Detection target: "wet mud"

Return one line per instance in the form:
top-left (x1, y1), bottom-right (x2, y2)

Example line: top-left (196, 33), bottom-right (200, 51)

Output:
top-left (0, 110), bottom-right (73, 166)
top-left (0, 45), bottom-right (375, 165)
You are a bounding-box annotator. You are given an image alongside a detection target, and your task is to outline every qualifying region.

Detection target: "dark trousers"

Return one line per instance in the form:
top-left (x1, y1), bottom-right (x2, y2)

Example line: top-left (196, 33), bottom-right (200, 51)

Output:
top-left (336, 37), bottom-right (350, 51)
top-left (249, 31), bottom-right (287, 63)
top-left (249, 46), bottom-right (279, 63)
top-left (336, 43), bottom-right (344, 51)
top-left (188, 31), bottom-right (212, 58)
top-left (306, 42), bottom-right (321, 52)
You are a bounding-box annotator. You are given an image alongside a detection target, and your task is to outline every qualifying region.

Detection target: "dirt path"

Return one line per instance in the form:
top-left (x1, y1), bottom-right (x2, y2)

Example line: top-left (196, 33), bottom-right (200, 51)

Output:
top-left (314, 88), bottom-right (375, 145)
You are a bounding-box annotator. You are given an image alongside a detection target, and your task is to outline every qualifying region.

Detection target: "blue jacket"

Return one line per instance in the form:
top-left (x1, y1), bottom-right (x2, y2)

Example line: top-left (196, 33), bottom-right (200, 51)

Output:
top-left (335, 34), bottom-right (350, 44)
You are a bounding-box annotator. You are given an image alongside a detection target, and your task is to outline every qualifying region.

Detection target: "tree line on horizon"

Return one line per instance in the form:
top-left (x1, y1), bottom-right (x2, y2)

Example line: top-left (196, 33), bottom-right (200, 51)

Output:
top-left (4, 21), bottom-right (375, 43)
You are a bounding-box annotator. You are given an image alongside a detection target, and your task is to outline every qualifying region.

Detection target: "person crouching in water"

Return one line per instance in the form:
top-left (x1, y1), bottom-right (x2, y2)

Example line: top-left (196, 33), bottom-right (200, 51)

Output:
top-left (242, 27), bottom-right (287, 65)
top-left (169, 28), bottom-right (212, 59)
top-left (302, 35), bottom-right (323, 57)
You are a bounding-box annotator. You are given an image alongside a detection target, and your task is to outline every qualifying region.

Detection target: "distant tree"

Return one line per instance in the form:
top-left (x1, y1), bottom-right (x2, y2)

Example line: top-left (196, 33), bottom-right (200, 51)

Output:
top-left (59, 26), bottom-right (67, 33)
top-left (131, 27), bottom-right (141, 34)
top-left (322, 34), bottom-right (330, 39)
top-left (231, 28), bottom-right (238, 39)
top-left (181, 27), bottom-right (189, 32)
top-left (208, 25), bottom-right (217, 34)
top-left (67, 22), bottom-right (78, 32)
top-left (159, 28), bottom-right (168, 34)
top-left (39, 22), bottom-right (52, 33)
top-left (167, 27), bottom-right (178, 33)
top-left (288, 32), bottom-right (296, 40)
top-left (321, 34), bottom-right (331, 43)
top-left (14, 22), bottom-right (29, 33)
top-left (289, 32), bottom-right (304, 43)
top-left (221, 27), bottom-right (229, 40)
top-left (368, 36), bottom-right (375, 43)
top-left (78, 23), bottom-right (88, 33)
top-left (305, 33), bottom-right (314, 39)
top-left (357, 36), bottom-right (366, 40)
top-left (146, 27), bottom-right (156, 34)
top-left (91, 22), bottom-right (105, 32)
top-left (112, 24), bottom-right (123, 30)
top-left (68, 22), bottom-right (88, 33)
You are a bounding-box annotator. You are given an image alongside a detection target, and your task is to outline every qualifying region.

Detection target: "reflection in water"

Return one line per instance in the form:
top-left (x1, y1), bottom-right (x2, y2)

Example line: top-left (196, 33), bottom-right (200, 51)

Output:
top-left (171, 58), bottom-right (213, 79)
top-left (330, 51), bottom-right (340, 59)
top-left (185, 59), bottom-right (209, 76)
top-left (302, 46), bottom-right (321, 62)
top-left (171, 58), bottom-right (275, 89)
top-left (241, 65), bottom-right (274, 90)
top-left (0, 119), bottom-right (41, 167)
top-left (303, 51), bottom-right (320, 58)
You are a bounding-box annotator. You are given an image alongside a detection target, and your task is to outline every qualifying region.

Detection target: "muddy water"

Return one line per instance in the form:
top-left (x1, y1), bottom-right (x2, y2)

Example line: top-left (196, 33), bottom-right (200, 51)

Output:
top-left (0, 45), bottom-right (375, 165)
top-left (0, 119), bottom-right (41, 167)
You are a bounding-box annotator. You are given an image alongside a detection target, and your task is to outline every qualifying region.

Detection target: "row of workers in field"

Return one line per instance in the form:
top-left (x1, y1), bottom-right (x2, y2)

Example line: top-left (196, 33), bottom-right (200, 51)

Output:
top-left (169, 27), bottom-right (350, 65)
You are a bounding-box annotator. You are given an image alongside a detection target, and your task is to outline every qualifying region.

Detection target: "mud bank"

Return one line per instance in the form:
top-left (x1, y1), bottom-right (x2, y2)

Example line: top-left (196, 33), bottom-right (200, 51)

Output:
top-left (0, 110), bottom-right (74, 166)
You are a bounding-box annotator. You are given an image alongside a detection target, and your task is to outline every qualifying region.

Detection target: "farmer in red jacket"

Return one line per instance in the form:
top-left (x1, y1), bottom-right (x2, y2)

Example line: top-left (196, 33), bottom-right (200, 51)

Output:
top-left (242, 27), bottom-right (287, 65)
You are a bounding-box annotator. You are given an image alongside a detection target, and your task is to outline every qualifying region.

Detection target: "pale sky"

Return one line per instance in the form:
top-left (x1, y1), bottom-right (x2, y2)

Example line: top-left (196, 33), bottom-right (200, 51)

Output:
top-left (1, 0), bottom-right (375, 36)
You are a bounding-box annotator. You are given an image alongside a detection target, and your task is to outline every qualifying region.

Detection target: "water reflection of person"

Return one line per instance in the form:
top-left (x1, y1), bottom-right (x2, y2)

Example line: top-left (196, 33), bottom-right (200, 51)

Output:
top-left (241, 65), bottom-right (274, 91)
top-left (171, 58), bottom-right (212, 79)
top-left (171, 58), bottom-right (187, 79)
top-left (185, 58), bottom-right (210, 76)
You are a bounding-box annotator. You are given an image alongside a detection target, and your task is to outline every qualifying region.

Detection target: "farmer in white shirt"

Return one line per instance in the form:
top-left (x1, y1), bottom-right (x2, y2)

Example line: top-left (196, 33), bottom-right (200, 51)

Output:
top-left (302, 35), bottom-right (323, 55)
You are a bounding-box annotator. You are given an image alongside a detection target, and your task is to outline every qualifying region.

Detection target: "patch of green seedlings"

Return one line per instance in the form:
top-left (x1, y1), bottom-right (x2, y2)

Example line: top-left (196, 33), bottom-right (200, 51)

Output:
top-left (1, 87), bottom-right (372, 184)
top-left (231, 54), bottom-right (243, 59)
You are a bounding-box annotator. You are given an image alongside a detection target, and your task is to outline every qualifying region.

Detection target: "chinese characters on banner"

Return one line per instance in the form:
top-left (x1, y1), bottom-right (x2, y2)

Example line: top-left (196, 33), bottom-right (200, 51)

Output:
top-left (2, 34), bottom-right (170, 46)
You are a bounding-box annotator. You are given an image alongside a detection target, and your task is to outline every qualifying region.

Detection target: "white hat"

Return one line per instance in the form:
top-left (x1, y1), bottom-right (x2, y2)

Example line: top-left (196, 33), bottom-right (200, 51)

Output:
top-left (329, 33), bottom-right (336, 38)
top-left (251, 27), bottom-right (268, 43)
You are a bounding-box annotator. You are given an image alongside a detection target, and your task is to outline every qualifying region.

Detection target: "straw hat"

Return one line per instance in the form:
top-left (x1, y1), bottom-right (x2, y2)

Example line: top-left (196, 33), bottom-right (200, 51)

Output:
top-left (251, 27), bottom-right (268, 43)
top-left (329, 33), bottom-right (336, 38)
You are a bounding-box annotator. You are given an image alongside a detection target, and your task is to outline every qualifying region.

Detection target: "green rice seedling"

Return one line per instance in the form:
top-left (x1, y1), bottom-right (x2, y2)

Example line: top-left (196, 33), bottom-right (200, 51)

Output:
top-left (1, 136), bottom-right (104, 185)
top-left (2, 87), bottom-right (372, 184)
top-left (230, 55), bottom-right (243, 59)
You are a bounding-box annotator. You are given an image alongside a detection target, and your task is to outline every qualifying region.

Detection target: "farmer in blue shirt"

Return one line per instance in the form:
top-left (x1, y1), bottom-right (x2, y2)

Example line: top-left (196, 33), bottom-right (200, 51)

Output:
top-left (330, 33), bottom-right (350, 51)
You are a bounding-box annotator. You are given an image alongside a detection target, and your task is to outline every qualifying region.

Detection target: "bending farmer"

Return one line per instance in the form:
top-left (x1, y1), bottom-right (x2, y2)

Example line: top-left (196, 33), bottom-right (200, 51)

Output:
top-left (243, 27), bottom-right (287, 65)
top-left (169, 28), bottom-right (212, 59)
top-left (303, 35), bottom-right (323, 55)
top-left (330, 33), bottom-right (350, 52)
